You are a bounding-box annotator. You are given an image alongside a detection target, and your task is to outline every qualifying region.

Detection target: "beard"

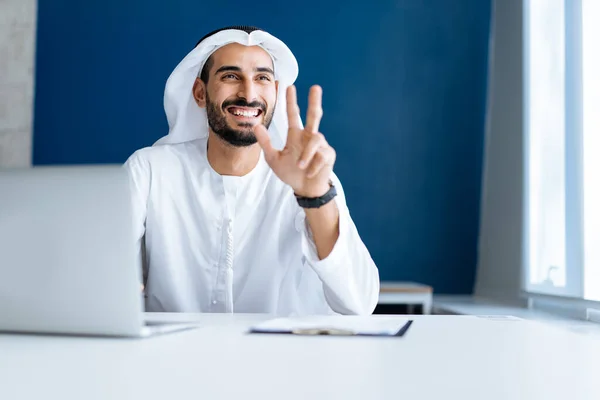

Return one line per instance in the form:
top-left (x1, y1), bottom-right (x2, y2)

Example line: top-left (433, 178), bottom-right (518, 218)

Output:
top-left (206, 93), bottom-right (275, 147)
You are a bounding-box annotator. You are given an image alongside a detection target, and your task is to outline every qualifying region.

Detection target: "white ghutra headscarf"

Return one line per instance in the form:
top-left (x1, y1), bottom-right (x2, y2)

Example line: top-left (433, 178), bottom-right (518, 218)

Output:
top-left (153, 26), bottom-right (299, 150)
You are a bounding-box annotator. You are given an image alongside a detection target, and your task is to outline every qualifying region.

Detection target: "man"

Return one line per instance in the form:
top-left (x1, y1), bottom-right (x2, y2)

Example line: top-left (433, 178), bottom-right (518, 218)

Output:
top-left (125, 26), bottom-right (379, 315)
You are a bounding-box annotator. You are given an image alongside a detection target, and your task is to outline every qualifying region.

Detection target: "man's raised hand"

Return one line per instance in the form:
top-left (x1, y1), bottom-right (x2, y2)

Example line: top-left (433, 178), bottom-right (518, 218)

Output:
top-left (253, 85), bottom-right (336, 198)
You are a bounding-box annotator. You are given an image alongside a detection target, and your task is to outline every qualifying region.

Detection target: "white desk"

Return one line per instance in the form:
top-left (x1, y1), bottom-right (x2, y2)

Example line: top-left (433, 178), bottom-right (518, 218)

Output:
top-left (1, 313), bottom-right (599, 400)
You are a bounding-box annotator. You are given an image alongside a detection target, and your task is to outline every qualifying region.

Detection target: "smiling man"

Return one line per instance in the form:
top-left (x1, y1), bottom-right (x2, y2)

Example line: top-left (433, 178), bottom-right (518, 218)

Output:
top-left (125, 26), bottom-right (379, 315)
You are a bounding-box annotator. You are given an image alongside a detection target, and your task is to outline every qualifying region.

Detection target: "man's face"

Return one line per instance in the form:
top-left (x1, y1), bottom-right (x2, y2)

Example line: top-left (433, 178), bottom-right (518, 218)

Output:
top-left (194, 43), bottom-right (278, 147)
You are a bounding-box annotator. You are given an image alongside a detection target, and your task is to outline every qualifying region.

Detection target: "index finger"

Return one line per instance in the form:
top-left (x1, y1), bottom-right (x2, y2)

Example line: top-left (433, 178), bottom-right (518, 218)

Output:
top-left (286, 85), bottom-right (302, 130)
top-left (253, 123), bottom-right (277, 162)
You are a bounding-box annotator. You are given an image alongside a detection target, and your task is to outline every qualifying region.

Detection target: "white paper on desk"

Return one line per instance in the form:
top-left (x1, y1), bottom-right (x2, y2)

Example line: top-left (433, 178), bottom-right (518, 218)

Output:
top-left (250, 315), bottom-right (411, 336)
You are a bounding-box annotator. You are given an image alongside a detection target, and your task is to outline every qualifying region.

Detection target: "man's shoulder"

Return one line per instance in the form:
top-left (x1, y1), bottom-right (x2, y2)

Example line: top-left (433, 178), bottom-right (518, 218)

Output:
top-left (126, 145), bottom-right (166, 164)
top-left (125, 139), bottom-right (205, 168)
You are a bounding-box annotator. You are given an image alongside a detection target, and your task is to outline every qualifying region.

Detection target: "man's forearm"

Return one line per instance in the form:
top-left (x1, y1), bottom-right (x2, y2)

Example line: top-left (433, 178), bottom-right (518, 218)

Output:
top-left (304, 200), bottom-right (340, 260)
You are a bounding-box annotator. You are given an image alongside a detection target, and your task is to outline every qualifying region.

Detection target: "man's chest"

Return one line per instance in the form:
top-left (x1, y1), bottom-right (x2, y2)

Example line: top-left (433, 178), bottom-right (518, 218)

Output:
top-left (144, 170), bottom-right (305, 256)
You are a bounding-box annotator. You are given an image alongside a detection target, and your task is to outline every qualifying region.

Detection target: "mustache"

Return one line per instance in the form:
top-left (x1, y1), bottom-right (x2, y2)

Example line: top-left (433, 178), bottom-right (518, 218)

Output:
top-left (222, 98), bottom-right (267, 113)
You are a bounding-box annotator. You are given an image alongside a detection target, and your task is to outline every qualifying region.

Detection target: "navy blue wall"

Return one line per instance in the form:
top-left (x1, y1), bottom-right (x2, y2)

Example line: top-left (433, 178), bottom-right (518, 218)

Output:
top-left (33, 0), bottom-right (491, 294)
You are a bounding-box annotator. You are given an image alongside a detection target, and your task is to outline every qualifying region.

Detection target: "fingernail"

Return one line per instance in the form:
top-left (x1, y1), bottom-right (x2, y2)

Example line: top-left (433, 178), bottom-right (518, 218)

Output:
top-left (298, 160), bottom-right (306, 168)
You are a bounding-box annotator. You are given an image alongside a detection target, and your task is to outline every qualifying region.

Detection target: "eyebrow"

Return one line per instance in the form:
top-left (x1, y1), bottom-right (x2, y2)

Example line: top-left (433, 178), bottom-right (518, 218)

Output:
top-left (255, 67), bottom-right (275, 75)
top-left (214, 65), bottom-right (275, 76)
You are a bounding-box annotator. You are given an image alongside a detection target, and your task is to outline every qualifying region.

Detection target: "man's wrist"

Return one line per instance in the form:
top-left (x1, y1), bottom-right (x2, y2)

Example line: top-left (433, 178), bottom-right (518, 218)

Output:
top-left (293, 182), bottom-right (331, 198)
top-left (294, 181), bottom-right (337, 209)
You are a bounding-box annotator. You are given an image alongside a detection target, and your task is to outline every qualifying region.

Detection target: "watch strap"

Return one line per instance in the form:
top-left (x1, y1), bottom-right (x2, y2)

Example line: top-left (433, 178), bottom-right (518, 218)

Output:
top-left (295, 184), bottom-right (337, 209)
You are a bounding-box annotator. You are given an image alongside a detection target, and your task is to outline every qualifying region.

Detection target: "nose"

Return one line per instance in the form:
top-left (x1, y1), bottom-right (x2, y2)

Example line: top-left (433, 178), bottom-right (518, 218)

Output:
top-left (237, 80), bottom-right (258, 103)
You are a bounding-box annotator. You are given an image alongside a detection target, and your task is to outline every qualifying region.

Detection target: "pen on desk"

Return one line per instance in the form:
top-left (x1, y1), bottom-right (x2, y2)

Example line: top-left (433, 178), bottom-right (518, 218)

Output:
top-left (291, 328), bottom-right (355, 336)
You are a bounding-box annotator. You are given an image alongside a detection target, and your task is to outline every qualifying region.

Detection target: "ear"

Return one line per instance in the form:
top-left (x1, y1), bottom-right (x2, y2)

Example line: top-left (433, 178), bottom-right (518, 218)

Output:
top-left (192, 78), bottom-right (207, 108)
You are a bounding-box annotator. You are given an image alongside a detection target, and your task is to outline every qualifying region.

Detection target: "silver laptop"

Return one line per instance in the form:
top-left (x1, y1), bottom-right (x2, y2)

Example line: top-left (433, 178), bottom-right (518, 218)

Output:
top-left (0, 165), bottom-right (199, 337)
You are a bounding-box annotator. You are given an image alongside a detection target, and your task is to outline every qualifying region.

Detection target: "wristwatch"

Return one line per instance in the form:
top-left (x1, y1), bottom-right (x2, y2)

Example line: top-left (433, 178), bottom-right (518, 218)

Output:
top-left (294, 181), bottom-right (337, 209)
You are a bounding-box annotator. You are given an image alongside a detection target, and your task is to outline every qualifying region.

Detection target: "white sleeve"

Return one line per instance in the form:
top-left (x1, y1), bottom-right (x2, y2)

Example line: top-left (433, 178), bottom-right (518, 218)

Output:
top-left (300, 172), bottom-right (380, 315)
top-left (123, 150), bottom-right (150, 285)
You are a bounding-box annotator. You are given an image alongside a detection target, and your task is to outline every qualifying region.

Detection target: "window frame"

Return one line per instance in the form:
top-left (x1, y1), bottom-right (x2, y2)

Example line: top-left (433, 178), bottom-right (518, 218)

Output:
top-left (522, 0), bottom-right (585, 299)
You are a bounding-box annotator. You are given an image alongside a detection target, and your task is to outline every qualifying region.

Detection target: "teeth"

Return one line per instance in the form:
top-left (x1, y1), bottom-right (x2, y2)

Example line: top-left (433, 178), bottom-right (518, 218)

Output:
top-left (231, 109), bottom-right (259, 117)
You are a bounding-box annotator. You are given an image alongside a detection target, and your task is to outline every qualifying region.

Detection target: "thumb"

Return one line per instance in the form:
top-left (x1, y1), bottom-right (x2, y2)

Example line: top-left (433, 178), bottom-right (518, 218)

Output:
top-left (253, 124), bottom-right (277, 163)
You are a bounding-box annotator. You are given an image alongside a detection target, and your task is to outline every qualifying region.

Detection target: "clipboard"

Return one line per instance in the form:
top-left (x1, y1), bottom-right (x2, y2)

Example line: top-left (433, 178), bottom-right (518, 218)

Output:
top-left (248, 315), bottom-right (413, 337)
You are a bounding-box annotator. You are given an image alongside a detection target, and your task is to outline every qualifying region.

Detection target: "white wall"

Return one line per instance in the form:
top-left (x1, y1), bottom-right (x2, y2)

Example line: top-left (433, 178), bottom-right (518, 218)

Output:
top-left (0, 0), bottom-right (37, 168)
top-left (474, 0), bottom-right (525, 302)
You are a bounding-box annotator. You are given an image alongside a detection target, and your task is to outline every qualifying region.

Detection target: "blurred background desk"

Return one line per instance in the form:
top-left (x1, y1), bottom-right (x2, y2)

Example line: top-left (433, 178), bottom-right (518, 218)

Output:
top-left (375, 281), bottom-right (433, 314)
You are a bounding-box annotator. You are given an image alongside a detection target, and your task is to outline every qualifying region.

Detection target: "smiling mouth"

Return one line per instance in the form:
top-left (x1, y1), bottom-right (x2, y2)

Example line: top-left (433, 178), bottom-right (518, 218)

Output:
top-left (226, 106), bottom-right (263, 119)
